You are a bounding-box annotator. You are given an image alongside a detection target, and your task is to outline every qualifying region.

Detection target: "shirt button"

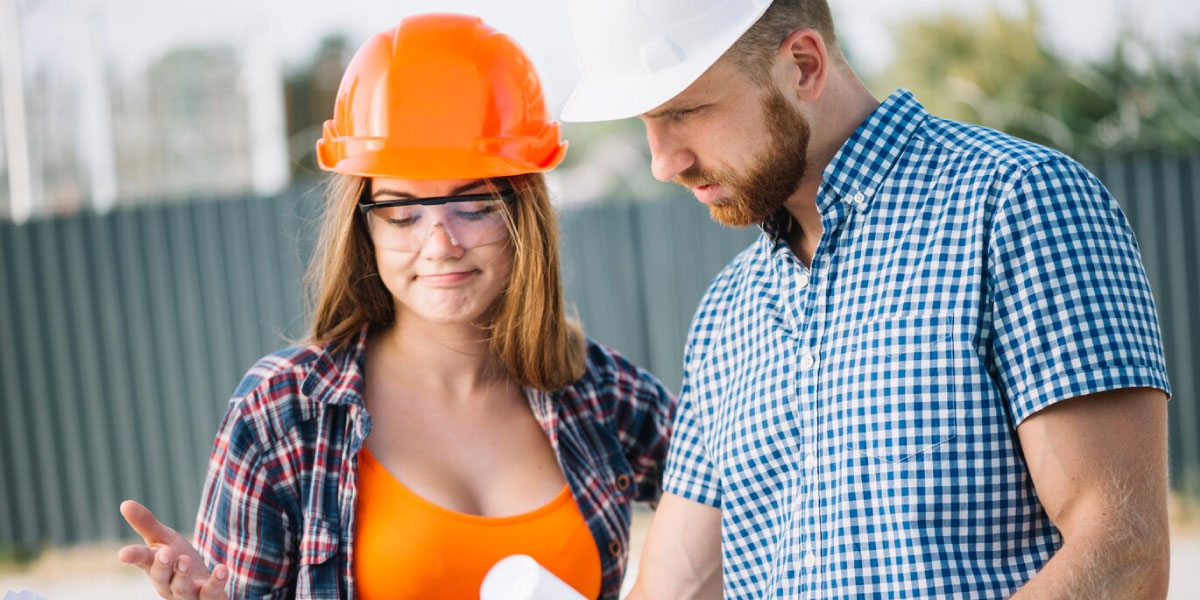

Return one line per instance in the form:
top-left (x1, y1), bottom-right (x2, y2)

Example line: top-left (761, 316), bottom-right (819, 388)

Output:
top-left (804, 454), bottom-right (817, 469)
top-left (800, 354), bottom-right (816, 370)
top-left (853, 191), bottom-right (866, 204)
top-left (615, 474), bottom-right (631, 491)
top-left (608, 540), bottom-right (622, 557)
top-left (804, 553), bottom-right (818, 568)
top-left (796, 272), bottom-right (810, 290)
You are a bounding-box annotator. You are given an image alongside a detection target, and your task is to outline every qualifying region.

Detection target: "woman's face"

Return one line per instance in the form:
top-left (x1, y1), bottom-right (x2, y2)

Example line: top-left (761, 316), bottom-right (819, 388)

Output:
top-left (366, 177), bottom-right (514, 327)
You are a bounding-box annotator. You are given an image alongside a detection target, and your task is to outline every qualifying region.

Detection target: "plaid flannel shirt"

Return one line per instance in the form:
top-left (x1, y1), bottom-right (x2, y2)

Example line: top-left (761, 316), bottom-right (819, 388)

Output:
top-left (193, 325), bottom-right (674, 599)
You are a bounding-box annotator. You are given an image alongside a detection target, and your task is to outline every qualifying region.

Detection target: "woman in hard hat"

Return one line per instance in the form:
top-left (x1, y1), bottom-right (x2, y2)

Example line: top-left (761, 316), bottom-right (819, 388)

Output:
top-left (115, 14), bottom-right (673, 600)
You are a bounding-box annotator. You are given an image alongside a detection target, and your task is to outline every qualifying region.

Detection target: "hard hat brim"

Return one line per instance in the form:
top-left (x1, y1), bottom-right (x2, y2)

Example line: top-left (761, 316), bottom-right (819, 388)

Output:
top-left (561, 67), bottom-right (704, 123)
top-left (317, 143), bottom-right (568, 180)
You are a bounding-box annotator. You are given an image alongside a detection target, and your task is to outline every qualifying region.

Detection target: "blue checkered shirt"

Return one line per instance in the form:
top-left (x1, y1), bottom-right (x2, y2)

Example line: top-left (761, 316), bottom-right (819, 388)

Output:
top-left (663, 90), bottom-right (1171, 599)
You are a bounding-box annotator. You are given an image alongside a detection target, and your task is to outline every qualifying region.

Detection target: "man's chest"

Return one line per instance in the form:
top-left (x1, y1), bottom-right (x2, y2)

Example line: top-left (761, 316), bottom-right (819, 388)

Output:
top-left (697, 198), bottom-right (1008, 485)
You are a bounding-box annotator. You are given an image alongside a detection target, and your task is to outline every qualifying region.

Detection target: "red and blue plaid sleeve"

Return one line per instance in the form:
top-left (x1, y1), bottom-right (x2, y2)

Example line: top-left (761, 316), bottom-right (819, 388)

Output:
top-left (193, 397), bottom-right (296, 599)
top-left (591, 342), bottom-right (677, 506)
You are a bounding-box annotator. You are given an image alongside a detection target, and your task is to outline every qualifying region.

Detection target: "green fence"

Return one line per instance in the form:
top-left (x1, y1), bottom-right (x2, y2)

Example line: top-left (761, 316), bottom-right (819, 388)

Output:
top-left (1, 153), bottom-right (1197, 550)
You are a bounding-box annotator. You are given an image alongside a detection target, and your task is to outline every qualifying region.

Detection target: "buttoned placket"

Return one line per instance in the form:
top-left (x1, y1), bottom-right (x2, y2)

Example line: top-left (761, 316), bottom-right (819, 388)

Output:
top-left (523, 387), bottom-right (623, 595)
top-left (783, 190), bottom-right (857, 596)
top-left (338, 402), bottom-right (372, 598)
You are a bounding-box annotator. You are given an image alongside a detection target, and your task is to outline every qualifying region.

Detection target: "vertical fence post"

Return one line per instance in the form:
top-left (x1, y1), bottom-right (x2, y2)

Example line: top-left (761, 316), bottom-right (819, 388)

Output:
top-left (1183, 155), bottom-right (1200, 498)
top-left (0, 222), bottom-right (40, 549)
top-left (60, 214), bottom-right (121, 541)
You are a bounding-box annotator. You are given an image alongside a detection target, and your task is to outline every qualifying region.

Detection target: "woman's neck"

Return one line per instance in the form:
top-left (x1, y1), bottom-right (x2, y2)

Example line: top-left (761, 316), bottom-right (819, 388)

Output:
top-left (371, 313), bottom-right (511, 400)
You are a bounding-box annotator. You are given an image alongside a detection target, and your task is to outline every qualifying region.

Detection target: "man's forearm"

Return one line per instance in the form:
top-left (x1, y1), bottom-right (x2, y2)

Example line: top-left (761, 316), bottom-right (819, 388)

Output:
top-left (624, 585), bottom-right (647, 600)
top-left (625, 554), bottom-right (722, 600)
top-left (1008, 528), bottom-right (1168, 600)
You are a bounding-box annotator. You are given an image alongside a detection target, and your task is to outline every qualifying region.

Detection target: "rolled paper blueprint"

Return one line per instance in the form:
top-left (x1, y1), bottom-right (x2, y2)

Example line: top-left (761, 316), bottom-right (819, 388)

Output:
top-left (3, 591), bottom-right (47, 600)
top-left (480, 554), bottom-right (588, 600)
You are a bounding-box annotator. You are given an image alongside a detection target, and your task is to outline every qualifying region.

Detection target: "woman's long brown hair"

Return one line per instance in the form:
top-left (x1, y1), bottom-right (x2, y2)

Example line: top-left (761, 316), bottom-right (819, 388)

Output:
top-left (306, 173), bottom-right (586, 391)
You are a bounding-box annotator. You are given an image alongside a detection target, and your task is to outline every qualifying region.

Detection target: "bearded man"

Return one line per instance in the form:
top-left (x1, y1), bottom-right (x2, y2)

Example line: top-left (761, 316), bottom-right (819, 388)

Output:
top-left (562, 1), bottom-right (1172, 598)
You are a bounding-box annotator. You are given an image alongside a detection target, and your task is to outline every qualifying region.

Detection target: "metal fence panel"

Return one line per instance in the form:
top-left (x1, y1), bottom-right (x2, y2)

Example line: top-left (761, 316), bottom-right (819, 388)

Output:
top-left (1182, 156), bottom-right (1200, 495)
top-left (0, 225), bottom-right (38, 547)
top-left (1, 154), bottom-right (1198, 550)
top-left (59, 214), bottom-right (120, 541)
top-left (1087, 155), bottom-right (1200, 498)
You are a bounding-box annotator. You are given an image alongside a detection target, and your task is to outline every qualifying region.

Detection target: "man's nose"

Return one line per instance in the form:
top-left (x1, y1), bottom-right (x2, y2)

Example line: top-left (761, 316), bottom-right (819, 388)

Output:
top-left (645, 121), bottom-right (696, 183)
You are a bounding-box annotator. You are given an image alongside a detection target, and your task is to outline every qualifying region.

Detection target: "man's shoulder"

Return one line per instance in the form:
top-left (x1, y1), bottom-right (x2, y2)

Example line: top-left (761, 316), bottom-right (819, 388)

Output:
top-left (698, 238), bottom-right (767, 313)
top-left (918, 115), bottom-right (1071, 177)
top-left (682, 238), bottom-right (769, 359)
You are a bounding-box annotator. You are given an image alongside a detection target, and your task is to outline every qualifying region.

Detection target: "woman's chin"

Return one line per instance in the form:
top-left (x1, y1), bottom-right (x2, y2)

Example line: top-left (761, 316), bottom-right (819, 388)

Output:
top-left (401, 301), bottom-right (489, 327)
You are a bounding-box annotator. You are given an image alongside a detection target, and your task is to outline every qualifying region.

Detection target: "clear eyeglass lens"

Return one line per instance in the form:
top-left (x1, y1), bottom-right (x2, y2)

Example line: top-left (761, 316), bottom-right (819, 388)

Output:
top-left (366, 199), bottom-right (509, 251)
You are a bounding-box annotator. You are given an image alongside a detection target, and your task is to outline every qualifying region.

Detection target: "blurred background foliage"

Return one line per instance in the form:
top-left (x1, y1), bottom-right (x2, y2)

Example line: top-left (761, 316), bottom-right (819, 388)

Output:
top-left (869, 3), bottom-right (1200, 155)
top-left (2, 2), bottom-right (1196, 218)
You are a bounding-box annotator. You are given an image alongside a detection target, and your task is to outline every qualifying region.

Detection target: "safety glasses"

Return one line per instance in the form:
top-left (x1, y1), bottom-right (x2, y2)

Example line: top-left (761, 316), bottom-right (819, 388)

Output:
top-left (358, 187), bottom-right (516, 252)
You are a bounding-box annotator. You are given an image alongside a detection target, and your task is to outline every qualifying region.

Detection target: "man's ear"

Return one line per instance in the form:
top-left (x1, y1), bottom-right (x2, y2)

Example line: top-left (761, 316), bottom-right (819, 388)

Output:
top-left (777, 28), bottom-right (829, 102)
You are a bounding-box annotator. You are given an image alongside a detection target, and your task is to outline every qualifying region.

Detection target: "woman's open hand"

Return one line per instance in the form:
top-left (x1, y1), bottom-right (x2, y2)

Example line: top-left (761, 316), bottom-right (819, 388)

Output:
top-left (117, 500), bottom-right (230, 600)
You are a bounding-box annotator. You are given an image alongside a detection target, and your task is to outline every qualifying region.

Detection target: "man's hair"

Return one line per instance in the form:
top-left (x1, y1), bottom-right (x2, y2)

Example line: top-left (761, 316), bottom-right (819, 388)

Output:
top-left (723, 0), bottom-right (844, 84)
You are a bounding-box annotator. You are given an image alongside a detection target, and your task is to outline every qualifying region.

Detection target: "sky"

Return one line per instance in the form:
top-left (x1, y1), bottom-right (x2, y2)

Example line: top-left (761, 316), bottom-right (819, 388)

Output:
top-left (14, 0), bottom-right (1200, 117)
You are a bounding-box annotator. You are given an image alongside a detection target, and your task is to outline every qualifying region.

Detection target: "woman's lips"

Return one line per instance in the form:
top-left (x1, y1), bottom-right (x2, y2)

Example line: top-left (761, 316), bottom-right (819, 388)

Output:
top-left (418, 270), bottom-right (477, 286)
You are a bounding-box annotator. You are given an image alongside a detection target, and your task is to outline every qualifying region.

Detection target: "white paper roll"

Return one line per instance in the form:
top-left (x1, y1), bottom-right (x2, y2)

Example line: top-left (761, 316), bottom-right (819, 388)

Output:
top-left (480, 555), bottom-right (588, 600)
top-left (3, 590), bottom-right (46, 600)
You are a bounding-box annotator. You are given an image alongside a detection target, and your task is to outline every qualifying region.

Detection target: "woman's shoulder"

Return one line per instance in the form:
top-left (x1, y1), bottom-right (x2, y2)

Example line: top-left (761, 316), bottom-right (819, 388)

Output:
top-left (232, 343), bottom-right (329, 400)
top-left (223, 339), bottom-right (361, 449)
top-left (559, 339), bottom-right (675, 471)
top-left (579, 337), bottom-right (646, 386)
top-left (563, 338), bottom-right (674, 411)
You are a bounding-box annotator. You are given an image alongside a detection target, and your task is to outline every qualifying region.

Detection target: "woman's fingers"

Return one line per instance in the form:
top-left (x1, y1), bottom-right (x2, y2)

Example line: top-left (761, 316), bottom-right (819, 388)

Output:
top-left (119, 499), bottom-right (225, 599)
top-left (168, 555), bottom-right (203, 600)
top-left (117, 544), bottom-right (157, 571)
top-left (199, 565), bottom-right (230, 600)
top-left (149, 546), bottom-right (178, 598)
top-left (120, 500), bottom-right (178, 546)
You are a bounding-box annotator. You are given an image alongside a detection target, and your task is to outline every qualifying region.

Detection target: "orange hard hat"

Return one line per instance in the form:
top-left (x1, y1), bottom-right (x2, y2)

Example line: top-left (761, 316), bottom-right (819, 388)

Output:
top-left (316, 13), bottom-right (567, 179)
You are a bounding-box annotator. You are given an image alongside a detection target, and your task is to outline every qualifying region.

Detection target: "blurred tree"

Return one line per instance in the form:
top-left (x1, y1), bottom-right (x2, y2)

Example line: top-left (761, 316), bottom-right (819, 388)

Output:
top-left (283, 34), bottom-right (353, 177)
top-left (869, 1), bottom-right (1200, 155)
top-left (558, 117), bottom-right (671, 205)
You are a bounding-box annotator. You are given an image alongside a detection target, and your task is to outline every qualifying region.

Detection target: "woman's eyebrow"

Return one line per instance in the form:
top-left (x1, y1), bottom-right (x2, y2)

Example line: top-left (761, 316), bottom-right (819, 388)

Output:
top-left (371, 180), bottom-right (490, 201)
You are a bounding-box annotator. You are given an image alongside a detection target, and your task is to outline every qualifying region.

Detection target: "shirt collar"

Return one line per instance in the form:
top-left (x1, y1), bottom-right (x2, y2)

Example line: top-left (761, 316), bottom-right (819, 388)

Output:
top-left (758, 209), bottom-right (793, 252)
top-left (817, 89), bottom-right (930, 214)
top-left (300, 324), bottom-right (370, 408)
top-left (758, 90), bottom-right (929, 245)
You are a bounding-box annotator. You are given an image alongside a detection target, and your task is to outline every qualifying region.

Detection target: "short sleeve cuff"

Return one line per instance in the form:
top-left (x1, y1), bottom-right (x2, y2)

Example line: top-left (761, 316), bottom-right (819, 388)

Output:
top-left (662, 466), bottom-right (722, 508)
top-left (1010, 361), bottom-right (1171, 427)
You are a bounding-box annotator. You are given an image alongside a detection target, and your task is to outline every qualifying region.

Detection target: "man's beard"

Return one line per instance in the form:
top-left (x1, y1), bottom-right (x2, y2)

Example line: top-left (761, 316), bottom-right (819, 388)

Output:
top-left (675, 88), bottom-right (810, 227)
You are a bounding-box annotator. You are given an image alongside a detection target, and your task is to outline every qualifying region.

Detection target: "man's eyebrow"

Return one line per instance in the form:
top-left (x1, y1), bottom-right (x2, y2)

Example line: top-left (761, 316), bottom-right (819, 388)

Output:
top-left (642, 106), bottom-right (677, 120)
top-left (644, 102), bottom-right (706, 120)
top-left (370, 180), bottom-right (489, 200)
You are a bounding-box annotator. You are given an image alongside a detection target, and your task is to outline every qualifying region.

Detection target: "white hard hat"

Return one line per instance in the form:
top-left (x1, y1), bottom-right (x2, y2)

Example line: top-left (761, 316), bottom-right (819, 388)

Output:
top-left (561, 0), bottom-right (774, 122)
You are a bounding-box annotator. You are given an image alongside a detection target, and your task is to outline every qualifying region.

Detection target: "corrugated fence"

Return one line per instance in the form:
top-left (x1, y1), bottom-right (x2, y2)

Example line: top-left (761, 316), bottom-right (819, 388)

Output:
top-left (0, 153), bottom-right (1197, 550)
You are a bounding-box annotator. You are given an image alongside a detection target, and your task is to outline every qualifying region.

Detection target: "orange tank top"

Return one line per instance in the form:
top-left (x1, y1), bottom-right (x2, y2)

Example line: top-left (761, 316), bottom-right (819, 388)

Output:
top-left (353, 448), bottom-right (602, 600)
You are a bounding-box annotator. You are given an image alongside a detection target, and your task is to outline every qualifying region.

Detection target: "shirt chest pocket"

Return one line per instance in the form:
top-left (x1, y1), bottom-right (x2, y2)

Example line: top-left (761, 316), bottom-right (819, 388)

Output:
top-left (842, 312), bottom-right (960, 463)
top-left (295, 516), bottom-right (340, 597)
